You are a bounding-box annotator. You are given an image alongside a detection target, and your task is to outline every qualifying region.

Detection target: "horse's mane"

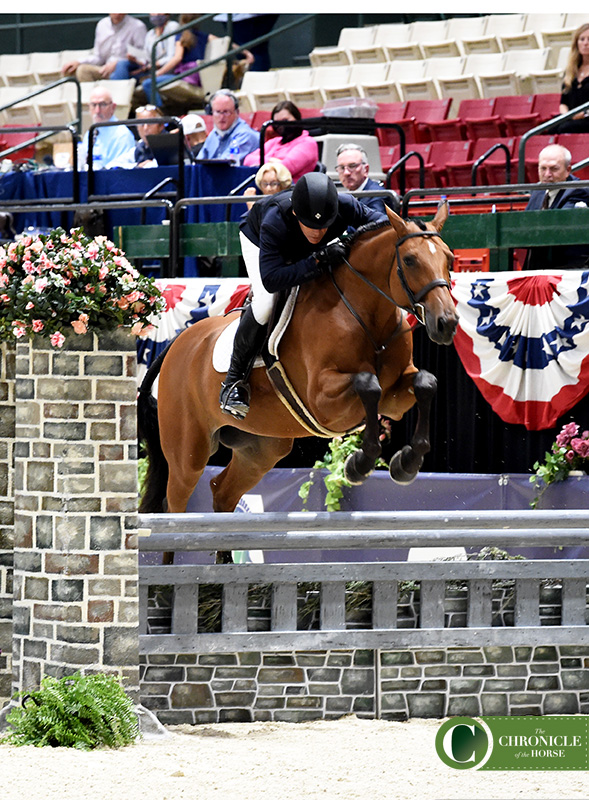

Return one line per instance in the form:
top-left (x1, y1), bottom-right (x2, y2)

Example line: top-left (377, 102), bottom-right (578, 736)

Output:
top-left (346, 218), bottom-right (390, 248)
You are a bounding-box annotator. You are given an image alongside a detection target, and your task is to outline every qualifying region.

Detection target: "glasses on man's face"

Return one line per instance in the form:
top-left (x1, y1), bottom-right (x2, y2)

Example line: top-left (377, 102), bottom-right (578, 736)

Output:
top-left (260, 181), bottom-right (281, 189)
top-left (212, 109), bottom-right (234, 116)
top-left (89, 101), bottom-right (112, 109)
top-left (335, 162), bottom-right (363, 174)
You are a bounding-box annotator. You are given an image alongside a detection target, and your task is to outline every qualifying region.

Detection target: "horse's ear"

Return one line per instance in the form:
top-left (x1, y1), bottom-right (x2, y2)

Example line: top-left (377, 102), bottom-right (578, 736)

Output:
top-left (431, 199), bottom-right (449, 232)
top-left (385, 205), bottom-right (408, 238)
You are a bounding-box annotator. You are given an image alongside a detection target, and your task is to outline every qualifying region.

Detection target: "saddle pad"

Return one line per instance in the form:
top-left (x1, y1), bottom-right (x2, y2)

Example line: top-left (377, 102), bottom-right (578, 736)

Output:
top-left (212, 318), bottom-right (265, 374)
top-left (212, 287), bottom-right (299, 373)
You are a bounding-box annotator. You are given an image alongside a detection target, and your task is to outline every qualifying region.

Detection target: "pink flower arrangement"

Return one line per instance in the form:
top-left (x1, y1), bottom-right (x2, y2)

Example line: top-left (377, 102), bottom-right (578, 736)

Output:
top-left (530, 421), bottom-right (589, 507)
top-left (0, 227), bottom-right (165, 348)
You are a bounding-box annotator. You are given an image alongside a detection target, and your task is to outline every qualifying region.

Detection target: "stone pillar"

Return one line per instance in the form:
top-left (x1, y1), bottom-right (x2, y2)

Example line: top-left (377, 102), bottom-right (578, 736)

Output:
top-left (0, 343), bottom-right (15, 709)
top-left (11, 330), bottom-right (139, 697)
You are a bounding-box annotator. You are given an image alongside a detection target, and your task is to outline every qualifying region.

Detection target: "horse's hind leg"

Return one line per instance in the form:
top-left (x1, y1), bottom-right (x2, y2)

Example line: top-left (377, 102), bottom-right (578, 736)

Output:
top-left (389, 369), bottom-right (437, 485)
top-left (344, 372), bottom-right (382, 485)
top-left (211, 429), bottom-right (294, 512)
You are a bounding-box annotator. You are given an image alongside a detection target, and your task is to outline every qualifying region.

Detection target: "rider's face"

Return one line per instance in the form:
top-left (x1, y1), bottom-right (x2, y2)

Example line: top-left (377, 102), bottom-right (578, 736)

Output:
top-left (298, 221), bottom-right (328, 244)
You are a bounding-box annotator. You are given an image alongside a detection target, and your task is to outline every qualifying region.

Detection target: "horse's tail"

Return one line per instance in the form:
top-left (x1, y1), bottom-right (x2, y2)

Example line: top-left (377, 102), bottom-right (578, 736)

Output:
top-left (137, 342), bottom-right (173, 513)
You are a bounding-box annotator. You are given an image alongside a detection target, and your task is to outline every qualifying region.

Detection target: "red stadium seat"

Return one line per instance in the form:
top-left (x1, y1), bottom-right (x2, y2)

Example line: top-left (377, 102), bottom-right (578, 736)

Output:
top-left (444, 138), bottom-right (514, 187)
top-left (425, 97), bottom-right (496, 141)
top-left (494, 95), bottom-right (539, 137)
top-left (404, 98), bottom-right (452, 142)
top-left (430, 140), bottom-right (472, 186)
top-left (531, 93), bottom-right (560, 124)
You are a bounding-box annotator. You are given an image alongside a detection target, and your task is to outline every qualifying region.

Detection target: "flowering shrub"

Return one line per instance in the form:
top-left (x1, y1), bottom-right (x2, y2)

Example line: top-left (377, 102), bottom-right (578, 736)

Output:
top-left (0, 227), bottom-right (165, 347)
top-left (530, 422), bottom-right (589, 508)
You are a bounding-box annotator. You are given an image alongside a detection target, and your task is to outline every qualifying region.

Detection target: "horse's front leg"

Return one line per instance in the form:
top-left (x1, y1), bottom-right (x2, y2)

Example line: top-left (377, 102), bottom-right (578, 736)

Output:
top-left (389, 369), bottom-right (437, 484)
top-left (343, 371), bottom-right (382, 485)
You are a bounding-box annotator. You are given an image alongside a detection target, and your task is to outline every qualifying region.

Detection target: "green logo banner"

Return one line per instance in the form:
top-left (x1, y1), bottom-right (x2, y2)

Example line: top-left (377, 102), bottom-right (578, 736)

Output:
top-left (436, 716), bottom-right (589, 771)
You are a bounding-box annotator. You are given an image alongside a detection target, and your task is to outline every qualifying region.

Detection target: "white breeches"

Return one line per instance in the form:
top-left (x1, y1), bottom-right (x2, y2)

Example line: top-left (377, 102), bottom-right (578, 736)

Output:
top-left (239, 231), bottom-right (275, 325)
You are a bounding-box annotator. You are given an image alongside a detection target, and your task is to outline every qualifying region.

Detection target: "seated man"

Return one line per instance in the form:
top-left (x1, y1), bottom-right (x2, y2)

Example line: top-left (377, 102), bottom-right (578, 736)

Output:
top-left (219, 172), bottom-right (387, 420)
top-left (524, 144), bottom-right (589, 270)
top-left (197, 89), bottom-right (258, 164)
top-left (62, 13), bottom-right (147, 82)
top-left (133, 105), bottom-right (166, 167)
top-left (335, 143), bottom-right (400, 215)
top-left (80, 87), bottom-right (135, 170)
top-left (182, 114), bottom-right (208, 159)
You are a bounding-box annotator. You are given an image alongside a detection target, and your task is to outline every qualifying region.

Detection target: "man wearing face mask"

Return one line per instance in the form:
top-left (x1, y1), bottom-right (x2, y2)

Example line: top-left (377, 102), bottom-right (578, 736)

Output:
top-left (112, 14), bottom-right (180, 81)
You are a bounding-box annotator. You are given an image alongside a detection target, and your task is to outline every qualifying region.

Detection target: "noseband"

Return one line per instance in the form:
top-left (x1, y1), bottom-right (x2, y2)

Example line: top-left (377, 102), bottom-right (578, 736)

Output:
top-left (394, 230), bottom-right (451, 325)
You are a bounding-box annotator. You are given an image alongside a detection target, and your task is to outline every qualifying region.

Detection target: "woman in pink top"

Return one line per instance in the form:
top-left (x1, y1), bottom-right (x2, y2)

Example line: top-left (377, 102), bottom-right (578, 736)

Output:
top-left (243, 100), bottom-right (319, 182)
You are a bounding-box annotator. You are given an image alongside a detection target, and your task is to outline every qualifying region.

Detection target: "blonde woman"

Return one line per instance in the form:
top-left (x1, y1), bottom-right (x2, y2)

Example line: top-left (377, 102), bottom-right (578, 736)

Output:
top-left (556, 23), bottom-right (589, 133)
top-left (243, 161), bottom-right (293, 211)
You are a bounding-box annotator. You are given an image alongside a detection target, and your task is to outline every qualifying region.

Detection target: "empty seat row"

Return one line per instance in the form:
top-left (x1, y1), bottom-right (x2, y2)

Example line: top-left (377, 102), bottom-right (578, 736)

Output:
top-left (0, 80), bottom-right (136, 132)
top-left (310, 13), bottom-right (588, 66)
top-left (238, 49), bottom-right (568, 112)
top-left (0, 50), bottom-right (92, 87)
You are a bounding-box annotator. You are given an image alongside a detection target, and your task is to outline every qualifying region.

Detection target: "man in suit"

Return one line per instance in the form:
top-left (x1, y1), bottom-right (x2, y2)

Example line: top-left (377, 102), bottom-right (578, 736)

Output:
top-left (524, 144), bottom-right (589, 270)
top-left (335, 143), bottom-right (400, 216)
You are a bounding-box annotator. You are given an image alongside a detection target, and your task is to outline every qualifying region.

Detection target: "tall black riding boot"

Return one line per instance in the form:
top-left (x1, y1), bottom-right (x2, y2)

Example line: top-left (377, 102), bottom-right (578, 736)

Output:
top-left (219, 305), bottom-right (267, 420)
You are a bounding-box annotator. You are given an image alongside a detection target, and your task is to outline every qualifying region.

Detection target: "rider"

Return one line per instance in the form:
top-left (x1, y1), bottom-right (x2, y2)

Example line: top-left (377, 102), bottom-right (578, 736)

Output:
top-left (219, 172), bottom-right (388, 420)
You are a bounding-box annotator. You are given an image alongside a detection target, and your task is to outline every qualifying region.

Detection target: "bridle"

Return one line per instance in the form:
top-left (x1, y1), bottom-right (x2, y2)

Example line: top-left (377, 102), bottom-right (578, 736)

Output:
top-left (328, 227), bottom-right (452, 356)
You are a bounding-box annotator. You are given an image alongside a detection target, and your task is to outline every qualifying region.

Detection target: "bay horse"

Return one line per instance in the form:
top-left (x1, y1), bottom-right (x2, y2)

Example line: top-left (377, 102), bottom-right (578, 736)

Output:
top-left (138, 203), bottom-right (458, 521)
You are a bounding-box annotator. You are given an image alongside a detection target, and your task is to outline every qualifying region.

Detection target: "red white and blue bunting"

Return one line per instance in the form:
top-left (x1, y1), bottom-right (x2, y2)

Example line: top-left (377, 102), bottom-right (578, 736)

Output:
top-left (452, 270), bottom-right (589, 431)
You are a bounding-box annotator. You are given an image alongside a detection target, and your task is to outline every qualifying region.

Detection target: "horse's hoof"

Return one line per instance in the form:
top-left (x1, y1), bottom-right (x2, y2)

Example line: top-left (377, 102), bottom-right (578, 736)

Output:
top-left (344, 451), bottom-right (373, 486)
top-left (389, 447), bottom-right (422, 485)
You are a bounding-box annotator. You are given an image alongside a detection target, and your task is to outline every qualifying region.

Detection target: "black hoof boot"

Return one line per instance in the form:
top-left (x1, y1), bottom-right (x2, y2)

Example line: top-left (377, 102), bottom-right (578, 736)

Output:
top-left (389, 446), bottom-right (423, 485)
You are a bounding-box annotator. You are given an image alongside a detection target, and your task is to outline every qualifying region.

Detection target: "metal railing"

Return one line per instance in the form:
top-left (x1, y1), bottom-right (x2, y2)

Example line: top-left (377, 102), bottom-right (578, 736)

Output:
top-left (137, 510), bottom-right (589, 654)
top-left (0, 76), bottom-right (82, 143)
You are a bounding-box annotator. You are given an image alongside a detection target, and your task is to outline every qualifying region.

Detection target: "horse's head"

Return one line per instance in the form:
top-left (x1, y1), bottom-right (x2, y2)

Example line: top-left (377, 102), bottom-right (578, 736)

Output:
top-left (386, 202), bottom-right (458, 345)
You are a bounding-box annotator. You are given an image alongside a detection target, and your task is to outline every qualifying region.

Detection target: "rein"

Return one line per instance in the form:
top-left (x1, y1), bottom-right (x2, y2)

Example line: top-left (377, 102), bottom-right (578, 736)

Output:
top-left (328, 228), bottom-right (451, 355)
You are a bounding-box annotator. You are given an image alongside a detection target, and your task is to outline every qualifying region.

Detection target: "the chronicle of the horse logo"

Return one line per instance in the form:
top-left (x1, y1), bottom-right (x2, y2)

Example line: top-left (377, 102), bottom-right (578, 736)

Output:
top-left (435, 715), bottom-right (589, 771)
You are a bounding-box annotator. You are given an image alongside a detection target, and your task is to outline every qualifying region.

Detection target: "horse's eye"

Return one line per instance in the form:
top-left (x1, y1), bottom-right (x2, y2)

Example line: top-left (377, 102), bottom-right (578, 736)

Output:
top-left (447, 252), bottom-right (455, 272)
top-left (403, 255), bottom-right (416, 268)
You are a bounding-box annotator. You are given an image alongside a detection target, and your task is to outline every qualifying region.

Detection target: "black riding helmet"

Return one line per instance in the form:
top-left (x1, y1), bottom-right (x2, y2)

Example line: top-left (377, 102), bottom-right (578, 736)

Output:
top-left (291, 173), bottom-right (339, 229)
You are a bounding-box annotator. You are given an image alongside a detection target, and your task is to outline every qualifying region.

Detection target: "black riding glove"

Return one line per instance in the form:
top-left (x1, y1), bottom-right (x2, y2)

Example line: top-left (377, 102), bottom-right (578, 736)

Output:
top-left (314, 238), bottom-right (349, 269)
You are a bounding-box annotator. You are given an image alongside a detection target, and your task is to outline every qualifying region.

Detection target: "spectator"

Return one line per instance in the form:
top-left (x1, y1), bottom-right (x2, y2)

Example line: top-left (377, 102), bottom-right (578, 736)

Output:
top-left (243, 101), bottom-right (319, 182)
top-left (554, 23), bottom-right (589, 133)
top-left (62, 14), bottom-right (147, 82)
top-left (197, 89), bottom-right (258, 163)
top-left (213, 13), bottom-right (278, 72)
top-left (141, 13), bottom-right (217, 108)
top-left (133, 105), bottom-right (166, 167)
top-left (523, 144), bottom-right (589, 270)
top-left (243, 161), bottom-right (293, 211)
top-left (181, 114), bottom-right (208, 158)
top-left (80, 87), bottom-right (135, 170)
top-left (112, 13), bottom-right (180, 82)
top-left (335, 143), bottom-right (400, 215)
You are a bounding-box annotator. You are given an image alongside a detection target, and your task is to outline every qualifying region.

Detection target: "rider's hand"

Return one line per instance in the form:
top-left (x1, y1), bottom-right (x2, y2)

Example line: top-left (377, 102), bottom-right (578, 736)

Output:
top-left (315, 239), bottom-right (349, 268)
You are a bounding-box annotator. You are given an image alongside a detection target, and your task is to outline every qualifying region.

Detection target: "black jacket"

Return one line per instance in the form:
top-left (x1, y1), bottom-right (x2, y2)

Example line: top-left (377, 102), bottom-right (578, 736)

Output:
top-left (240, 191), bottom-right (386, 293)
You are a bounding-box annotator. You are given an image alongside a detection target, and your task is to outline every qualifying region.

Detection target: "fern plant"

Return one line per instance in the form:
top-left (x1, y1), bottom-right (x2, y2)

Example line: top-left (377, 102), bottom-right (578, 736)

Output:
top-left (4, 672), bottom-right (139, 749)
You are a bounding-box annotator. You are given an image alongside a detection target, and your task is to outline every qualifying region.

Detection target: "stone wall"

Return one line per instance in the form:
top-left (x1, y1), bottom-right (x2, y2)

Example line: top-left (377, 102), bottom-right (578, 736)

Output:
top-left (0, 343), bottom-right (15, 708)
top-left (139, 645), bottom-right (589, 724)
top-left (7, 330), bottom-right (140, 703)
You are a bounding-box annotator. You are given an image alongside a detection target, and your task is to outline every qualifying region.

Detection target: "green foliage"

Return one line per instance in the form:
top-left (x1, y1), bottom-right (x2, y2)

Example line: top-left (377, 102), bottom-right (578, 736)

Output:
top-left (299, 418), bottom-right (392, 512)
top-left (137, 456), bottom-right (148, 499)
top-left (4, 672), bottom-right (139, 749)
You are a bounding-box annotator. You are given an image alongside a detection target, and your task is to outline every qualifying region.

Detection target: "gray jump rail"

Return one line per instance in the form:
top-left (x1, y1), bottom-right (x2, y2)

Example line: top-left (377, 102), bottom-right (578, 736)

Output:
top-left (137, 511), bottom-right (589, 655)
